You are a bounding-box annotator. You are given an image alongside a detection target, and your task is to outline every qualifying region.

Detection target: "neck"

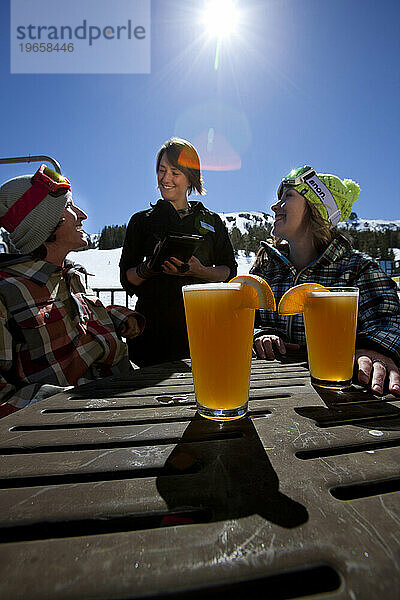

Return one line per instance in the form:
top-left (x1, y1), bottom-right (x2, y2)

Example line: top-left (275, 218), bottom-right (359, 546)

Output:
top-left (43, 243), bottom-right (69, 267)
top-left (168, 195), bottom-right (189, 210)
top-left (170, 199), bottom-right (190, 216)
top-left (288, 236), bottom-right (319, 271)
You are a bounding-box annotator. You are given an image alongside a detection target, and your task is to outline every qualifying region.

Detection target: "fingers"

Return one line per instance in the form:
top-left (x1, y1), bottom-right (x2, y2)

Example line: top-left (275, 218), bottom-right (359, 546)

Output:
top-left (177, 263), bottom-right (190, 273)
top-left (253, 335), bottom-right (287, 360)
top-left (161, 258), bottom-right (179, 273)
top-left (120, 318), bottom-right (141, 339)
top-left (357, 353), bottom-right (400, 396)
top-left (162, 257), bottom-right (189, 276)
top-left (124, 326), bottom-right (139, 338)
top-left (388, 368), bottom-right (400, 396)
top-left (356, 355), bottom-right (374, 387)
top-left (357, 355), bottom-right (386, 394)
top-left (370, 360), bottom-right (387, 395)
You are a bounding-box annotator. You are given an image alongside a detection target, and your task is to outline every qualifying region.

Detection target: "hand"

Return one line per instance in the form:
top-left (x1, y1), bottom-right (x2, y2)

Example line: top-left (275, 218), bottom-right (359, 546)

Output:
top-left (161, 255), bottom-right (203, 277)
top-left (119, 316), bottom-right (142, 339)
top-left (253, 334), bottom-right (300, 360)
top-left (34, 384), bottom-right (74, 402)
top-left (356, 349), bottom-right (400, 396)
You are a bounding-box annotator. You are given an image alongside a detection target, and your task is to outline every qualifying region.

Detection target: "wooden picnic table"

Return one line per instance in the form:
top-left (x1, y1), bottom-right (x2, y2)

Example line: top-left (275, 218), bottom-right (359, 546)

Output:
top-left (0, 354), bottom-right (400, 599)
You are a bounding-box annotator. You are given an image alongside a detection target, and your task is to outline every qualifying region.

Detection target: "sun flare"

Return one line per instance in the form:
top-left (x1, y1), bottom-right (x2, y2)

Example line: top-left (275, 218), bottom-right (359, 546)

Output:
top-left (202, 0), bottom-right (240, 38)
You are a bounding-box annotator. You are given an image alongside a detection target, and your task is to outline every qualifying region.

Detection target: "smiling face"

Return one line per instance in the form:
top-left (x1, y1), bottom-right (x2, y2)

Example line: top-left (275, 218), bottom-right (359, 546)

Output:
top-left (271, 187), bottom-right (309, 242)
top-left (56, 197), bottom-right (88, 251)
top-left (157, 154), bottom-right (190, 206)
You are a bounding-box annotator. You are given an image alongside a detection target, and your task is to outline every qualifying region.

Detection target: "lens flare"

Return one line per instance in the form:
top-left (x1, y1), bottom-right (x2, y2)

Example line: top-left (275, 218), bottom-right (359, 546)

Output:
top-left (193, 130), bottom-right (241, 171)
top-left (175, 102), bottom-right (251, 172)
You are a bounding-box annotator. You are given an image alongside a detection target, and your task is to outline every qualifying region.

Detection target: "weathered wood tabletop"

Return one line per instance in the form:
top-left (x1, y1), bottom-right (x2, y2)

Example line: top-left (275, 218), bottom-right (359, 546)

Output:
top-left (0, 355), bottom-right (400, 599)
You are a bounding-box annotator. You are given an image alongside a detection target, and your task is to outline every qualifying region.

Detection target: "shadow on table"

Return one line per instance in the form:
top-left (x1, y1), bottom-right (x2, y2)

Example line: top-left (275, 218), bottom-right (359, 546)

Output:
top-left (68, 360), bottom-right (193, 399)
top-left (296, 384), bottom-right (400, 432)
top-left (156, 415), bottom-right (308, 529)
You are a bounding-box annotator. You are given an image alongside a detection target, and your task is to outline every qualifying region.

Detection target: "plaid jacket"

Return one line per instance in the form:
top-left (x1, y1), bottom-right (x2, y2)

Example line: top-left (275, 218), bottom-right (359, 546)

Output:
top-left (250, 235), bottom-right (400, 364)
top-left (0, 255), bottom-right (145, 417)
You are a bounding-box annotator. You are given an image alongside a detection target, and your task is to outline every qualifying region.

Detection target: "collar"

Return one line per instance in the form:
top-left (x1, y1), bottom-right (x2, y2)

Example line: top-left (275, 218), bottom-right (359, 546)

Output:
top-left (260, 241), bottom-right (293, 267)
top-left (317, 234), bottom-right (352, 265)
top-left (0, 256), bottom-right (62, 285)
top-left (152, 199), bottom-right (207, 215)
top-left (0, 253), bottom-right (32, 267)
top-left (260, 234), bottom-right (351, 268)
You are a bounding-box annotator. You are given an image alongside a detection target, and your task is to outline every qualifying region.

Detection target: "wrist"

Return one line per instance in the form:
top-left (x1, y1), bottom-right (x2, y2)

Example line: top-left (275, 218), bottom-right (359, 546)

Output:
top-left (136, 259), bottom-right (157, 280)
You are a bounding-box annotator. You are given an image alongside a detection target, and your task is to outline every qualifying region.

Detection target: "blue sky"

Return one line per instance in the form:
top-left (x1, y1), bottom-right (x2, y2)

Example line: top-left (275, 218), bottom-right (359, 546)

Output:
top-left (1, 0), bottom-right (399, 234)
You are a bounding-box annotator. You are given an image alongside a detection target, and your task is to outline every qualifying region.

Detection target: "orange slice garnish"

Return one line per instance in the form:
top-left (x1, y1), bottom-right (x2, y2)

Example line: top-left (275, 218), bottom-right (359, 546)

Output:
top-left (278, 283), bottom-right (328, 315)
top-left (230, 274), bottom-right (276, 310)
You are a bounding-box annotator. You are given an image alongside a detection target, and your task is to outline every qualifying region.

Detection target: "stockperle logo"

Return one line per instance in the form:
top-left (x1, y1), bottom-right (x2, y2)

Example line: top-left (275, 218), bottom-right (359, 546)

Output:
top-left (11, 0), bottom-right (150, 74)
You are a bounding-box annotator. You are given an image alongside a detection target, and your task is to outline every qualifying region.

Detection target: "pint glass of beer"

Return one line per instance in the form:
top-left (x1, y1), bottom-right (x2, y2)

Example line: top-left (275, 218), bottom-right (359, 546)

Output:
top-left (182, 282), bottom-right (255, 420)
top-left (303, 287), bottom-right (359, 389)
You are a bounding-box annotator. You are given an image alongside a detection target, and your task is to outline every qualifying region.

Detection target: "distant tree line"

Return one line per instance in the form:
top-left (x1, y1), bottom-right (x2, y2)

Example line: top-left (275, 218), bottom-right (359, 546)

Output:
top-left (98, 225), bottom-right (127, 250)
top-left (230, 224), bottom-right (271, 254)
top-left (342, 213), bottom-right (399, 260)
top-left (346, 227), bottom-right (398, 260)
top-left (223, 212), bottom-right (272, 254)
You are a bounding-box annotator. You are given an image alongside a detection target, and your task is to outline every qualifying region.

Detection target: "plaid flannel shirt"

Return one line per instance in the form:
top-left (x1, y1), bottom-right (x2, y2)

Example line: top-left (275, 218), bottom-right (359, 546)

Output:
top-left (250, 235), bottom-right (400, 364)
top-left (0, 256), bottom-right (145, 417)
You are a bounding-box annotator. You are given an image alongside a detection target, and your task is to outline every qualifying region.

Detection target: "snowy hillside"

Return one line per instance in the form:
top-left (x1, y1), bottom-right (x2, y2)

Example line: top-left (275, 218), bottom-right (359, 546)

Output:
top-left (219, 211), bottom-right (272, 234)
top-left (218, 211), bottom-right (400, 235)
top-left (338, 218), bottom-right (400, 232)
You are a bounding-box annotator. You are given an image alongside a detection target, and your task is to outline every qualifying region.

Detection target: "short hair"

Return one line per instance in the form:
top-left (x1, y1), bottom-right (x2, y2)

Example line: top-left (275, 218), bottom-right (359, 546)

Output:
top-left (156, 137), bottom-right (205, 196)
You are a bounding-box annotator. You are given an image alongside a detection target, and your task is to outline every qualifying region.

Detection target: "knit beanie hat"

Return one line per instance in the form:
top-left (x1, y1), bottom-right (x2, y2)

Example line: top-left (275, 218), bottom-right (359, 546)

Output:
top-left (279, 166), bottom-right (360, 226)
top-left (0, 166), bottom-right (70, 253)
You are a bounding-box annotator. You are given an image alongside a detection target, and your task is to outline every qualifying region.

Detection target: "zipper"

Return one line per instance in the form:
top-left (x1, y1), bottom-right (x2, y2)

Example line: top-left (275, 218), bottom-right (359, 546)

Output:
top-left (286, 271), bottom-right (302, 343)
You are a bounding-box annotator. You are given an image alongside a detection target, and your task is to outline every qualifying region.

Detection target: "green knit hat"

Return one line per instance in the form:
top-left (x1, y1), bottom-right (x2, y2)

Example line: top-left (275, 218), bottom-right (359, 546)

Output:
top-left (279, 166), bottom-right (360, 226)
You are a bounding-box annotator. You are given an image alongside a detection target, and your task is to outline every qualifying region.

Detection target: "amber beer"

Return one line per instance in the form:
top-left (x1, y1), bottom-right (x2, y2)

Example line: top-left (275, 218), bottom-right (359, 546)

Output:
top-left (182, 283), bottom-right (255, 420)
top-left (303, 287), bottom-right (359, 389)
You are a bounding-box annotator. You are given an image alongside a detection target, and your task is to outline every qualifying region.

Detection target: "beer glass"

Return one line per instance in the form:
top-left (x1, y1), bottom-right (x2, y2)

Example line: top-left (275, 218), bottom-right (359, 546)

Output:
top-left (303, 287), bottom-right (359, 389)
top-left (182, 282), bottom-right (255, 420)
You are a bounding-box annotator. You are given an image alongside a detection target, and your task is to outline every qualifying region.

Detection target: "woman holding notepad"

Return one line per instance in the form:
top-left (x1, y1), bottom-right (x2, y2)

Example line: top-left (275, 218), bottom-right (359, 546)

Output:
top-left (120, 138), bottom-right (236, 366)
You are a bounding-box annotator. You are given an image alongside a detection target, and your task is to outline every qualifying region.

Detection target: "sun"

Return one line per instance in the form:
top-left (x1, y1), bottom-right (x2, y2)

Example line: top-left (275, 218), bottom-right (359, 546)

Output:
top-left (202, 0), bottom-right (240, 38)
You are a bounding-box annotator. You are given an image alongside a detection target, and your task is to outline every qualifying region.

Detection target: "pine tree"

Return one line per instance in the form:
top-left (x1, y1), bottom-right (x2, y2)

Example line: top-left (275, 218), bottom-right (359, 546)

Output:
top-left (230, 227), bottom-right (244, 252)
top-left (98, 225), bottom-right (127, 250)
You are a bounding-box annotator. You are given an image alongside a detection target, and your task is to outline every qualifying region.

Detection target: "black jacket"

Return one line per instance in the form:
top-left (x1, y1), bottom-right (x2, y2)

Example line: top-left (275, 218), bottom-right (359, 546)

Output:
top-left (120, 199), bottom-right (237, 366)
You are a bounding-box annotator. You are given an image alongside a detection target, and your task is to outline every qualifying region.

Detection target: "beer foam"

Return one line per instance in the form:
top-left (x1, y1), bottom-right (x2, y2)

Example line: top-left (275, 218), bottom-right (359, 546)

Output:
top-left (308, 291), bottom-right (359, 297)
top-left (182, 282), bottom-right (242, 292)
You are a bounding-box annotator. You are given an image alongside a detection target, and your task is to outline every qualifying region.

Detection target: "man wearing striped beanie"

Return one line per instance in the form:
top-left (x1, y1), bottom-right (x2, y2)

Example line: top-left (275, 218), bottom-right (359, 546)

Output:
top-left (0, 165), bottom-right (144, 418)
